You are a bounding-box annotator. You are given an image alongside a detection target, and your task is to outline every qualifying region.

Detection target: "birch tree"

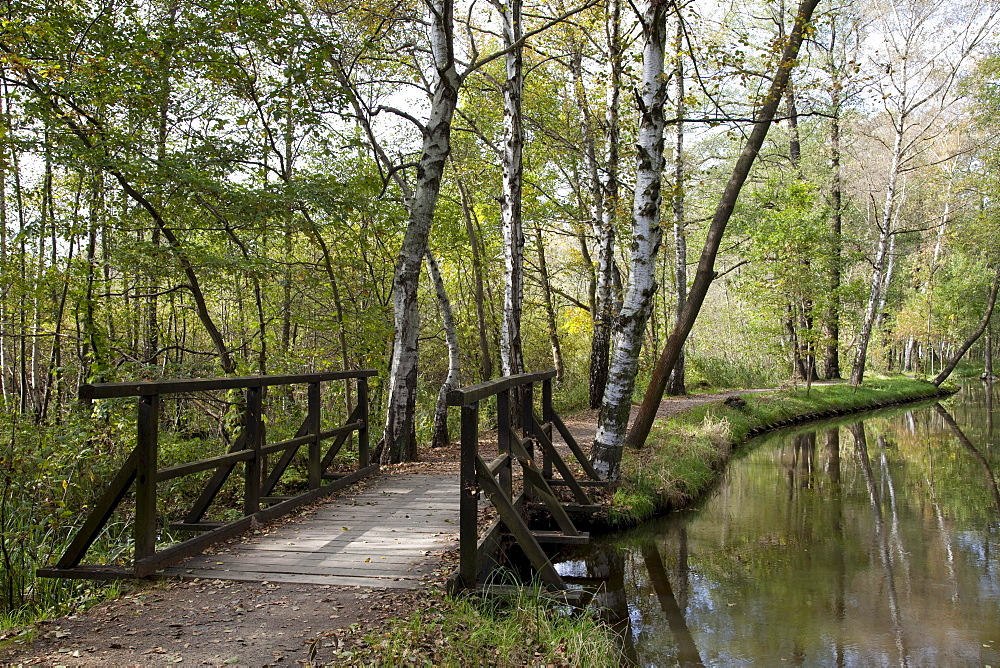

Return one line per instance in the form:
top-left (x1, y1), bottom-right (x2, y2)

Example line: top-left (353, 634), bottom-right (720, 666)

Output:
top-left (615, 0), bottom-right (822, 460)
top-left (496, 0), bottom-right (526, 378)
top-left (849, 0), bottom-right (998, 386)
top-left (590, 0), bottom-right (671, 480)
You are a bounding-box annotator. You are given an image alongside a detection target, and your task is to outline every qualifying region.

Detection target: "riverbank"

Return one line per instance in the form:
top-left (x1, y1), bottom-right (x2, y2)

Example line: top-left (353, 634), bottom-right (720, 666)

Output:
top-left (603, 377), bottom-right (954, 529)
top-left (0, 378), bottom-right (951, 666)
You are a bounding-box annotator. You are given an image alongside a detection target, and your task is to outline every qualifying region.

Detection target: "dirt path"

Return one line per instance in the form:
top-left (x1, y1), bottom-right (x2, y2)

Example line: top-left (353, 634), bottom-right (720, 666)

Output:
top-left (0, 390), bottom-right (753, 667)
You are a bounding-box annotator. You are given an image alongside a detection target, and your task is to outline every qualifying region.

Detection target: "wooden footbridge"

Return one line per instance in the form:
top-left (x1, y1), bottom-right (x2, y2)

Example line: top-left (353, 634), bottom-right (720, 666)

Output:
top-left (40, 370), bottom-right (606, 592)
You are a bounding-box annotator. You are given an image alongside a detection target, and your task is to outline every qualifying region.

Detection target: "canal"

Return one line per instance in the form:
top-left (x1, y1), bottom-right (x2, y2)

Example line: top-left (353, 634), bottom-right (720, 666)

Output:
top-left (558, 383), bottom-right (1000, 665)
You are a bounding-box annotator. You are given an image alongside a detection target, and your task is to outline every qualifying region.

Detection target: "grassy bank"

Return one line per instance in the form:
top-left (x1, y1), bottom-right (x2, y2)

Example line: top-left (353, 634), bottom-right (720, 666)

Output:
top-left (339, 586), bottom-right (622, 667)
top-left (607, 378), bottom-right (952, 528)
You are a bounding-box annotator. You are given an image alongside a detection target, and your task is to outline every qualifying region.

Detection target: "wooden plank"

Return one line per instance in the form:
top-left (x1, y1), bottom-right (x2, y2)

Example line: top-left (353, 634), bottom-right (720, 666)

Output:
top-left (447, 370), bottom-right (556, 406)
top-left (135, 464), bottom-right (380, 576)
top-left (161, 473), bottom-right (457, 587)
top-left (530, 414), bottom-right (591, 505)
top-left (243, 386), bottom-right (262, 516)
top-left (167, 569), bottom-right (425, 588)
top-left (459, 402), bottom-right (479, 590)
top-left (135, 394), bottom-right (160, 562)
top-left (156, 449), bottom-right (254, 482)
top-left (551, 411), bottom-right (602, 481)
top-left (475, 455), bottom-right (565, 590)
top-left (79, 370), bottom-right (378, 400)
top-left (183, 428), bottom-right (248, 523)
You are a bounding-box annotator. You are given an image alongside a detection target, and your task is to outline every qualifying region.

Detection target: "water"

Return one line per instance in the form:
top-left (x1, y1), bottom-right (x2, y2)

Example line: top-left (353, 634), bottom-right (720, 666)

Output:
top-left (559, 385), bottom-right (1000, 666)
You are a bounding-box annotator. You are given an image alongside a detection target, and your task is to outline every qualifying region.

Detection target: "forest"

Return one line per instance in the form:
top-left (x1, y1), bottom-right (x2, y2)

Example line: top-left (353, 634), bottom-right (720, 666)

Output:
top-left (2, 0), bottom-right (1000, 621)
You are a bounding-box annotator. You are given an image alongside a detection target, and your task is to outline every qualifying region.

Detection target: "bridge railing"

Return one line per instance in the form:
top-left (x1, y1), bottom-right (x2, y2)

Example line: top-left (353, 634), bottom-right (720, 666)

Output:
top-left (38, 370), bottom-right (377, 580)
top-left (447, 369), bottom-right (606, 592)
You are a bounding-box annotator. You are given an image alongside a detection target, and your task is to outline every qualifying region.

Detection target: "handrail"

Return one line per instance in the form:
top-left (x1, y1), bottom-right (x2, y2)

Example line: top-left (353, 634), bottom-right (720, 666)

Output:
top-left (449, 369), bottom-right (604, 592)
top-left (79, 370), bottom-right (377, 400)
top-left (39, 370), bottom-right (377, 580)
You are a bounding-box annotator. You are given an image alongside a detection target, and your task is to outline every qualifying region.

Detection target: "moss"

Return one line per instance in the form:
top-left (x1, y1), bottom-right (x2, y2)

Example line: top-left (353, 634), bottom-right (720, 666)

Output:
top-left (601, 378), bottom-right (951, 529)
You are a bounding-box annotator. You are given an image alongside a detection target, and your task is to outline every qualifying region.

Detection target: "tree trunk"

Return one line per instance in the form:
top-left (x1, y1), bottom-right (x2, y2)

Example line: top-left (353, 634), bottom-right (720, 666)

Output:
top-left (381, 0), bottom-right (460, 464)
top-left (588, 0), bottom-right (621, 407)
top-left (932, 264), bottom-right (1000, 386)
top-left (823, 22), bottom-right (843, 379)
top-left (426, 250), bottom-right (460, 447)
top-left (533, 220), bottom-right (564, 380)
top-left (850, 123), bottom-right (902, 386)
top-left (667, 10), bottom-right (687, 397)
top-left (455, 173), bottom-right (493, 381)
top-left (498, 0), bottom-right (525, 379)
top-left (591, 0), bottom-right (670, 480)
top-left (619, 0), bottom-right (821, 458)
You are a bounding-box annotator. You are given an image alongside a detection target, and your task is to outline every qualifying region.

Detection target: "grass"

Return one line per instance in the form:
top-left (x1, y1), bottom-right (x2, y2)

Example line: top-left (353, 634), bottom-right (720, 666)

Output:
top-left (338, 585), bottom-right (622, 667)
top-left (606, 377), bottom-right (951, 528)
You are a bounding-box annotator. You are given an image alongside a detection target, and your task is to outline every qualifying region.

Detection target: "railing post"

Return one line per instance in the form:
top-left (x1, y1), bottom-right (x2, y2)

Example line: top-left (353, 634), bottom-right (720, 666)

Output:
top-left (521, 382), bottom-right (534, 500)
top-left (244, 385), bottom-right (262, 515)
top-left (459, 401), bottom-right (479, 588)
top-left (358, 377), bottom-right (370, 469)
top-left (308, 381), bottom-right (321, 489)
top-left (135, 394), bottom-right (159, 563)
top-left (497, 389), bottom-right (512, 500)
top-left (542, 378), bottom-right (553, 479)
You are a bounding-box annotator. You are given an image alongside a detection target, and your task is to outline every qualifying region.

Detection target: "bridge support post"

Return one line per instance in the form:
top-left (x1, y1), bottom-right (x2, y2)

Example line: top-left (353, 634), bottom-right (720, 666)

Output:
top-left (358, 378), bottom-right (370, 468)
top-left (459, 401), bottom-right (479, 588)
top-left (308, 382), bottom-right (321, 489)
top-left (244, 386), bottom-right (262, 515)
top-left (136, 394), bottom-right (160, 563)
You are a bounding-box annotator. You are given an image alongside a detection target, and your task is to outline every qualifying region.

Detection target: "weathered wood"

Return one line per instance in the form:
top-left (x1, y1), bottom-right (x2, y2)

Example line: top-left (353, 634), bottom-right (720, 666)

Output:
top-left (244, 386), bottom-right (263, 516)
top-left (164, 473), bottom-right (453, 588)
top-left (357, 378), bottom-right (370, 468)
top-left (156, 449), bottom-right (254, 482)
top-left (79, 370), bottom-right (378, 400)
top-left (497, 391), bottom-right (513, 499)
top-left (183, 428), bottom-right (249, 523)
top-left (550, 411), bottom-right (603, 481)
top-left (136, 464), bottom-right (379, 576)
top-left (447, 369), bottom-right (556, 406)
top-left (474, 454), bottom-right (566, 590)
top-left (459, 402), bottom-right (479, 590)
top-left (308, 381), bottom-right (321, 489)
top-left (135, 394), bottom-right (159, 562)
top-left (530, 530), bottom-right (590, 545)
top-left (529, 414), bottom-right (591, 505)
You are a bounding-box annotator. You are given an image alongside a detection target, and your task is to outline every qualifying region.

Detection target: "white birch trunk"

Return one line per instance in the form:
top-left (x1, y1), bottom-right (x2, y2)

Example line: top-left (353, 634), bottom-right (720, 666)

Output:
top-left (591, 0), bottom-right (669, 480)
top-left (589, 0), bottom-right (622, 408)
top-left (667, 10), bottom-right (687, 396)
top-left (381, 0), bottom-right (460, 463)
top-left (850, 123), bottom-right (902, 386)
top-left (498, 0), bottom-right (525, 378)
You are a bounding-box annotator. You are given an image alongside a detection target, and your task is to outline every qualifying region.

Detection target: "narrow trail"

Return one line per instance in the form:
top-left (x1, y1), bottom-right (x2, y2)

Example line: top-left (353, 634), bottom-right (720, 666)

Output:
top-left (0, 387), bottom-right (764, 667)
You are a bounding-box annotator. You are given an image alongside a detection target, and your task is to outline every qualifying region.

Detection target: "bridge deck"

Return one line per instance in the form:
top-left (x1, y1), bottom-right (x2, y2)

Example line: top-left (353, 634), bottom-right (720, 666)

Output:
top-left (163, 474), bottom-right (459, 589)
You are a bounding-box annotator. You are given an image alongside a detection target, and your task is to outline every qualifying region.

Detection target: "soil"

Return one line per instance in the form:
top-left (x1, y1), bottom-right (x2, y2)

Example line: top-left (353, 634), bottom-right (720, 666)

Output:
top-left (0, 391), bottom-right (743, 668)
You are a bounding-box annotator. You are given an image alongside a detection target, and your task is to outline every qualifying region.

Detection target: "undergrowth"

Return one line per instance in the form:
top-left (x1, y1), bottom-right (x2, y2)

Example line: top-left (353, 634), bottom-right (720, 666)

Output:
top-left (338, 585), bottom-right (621, 667)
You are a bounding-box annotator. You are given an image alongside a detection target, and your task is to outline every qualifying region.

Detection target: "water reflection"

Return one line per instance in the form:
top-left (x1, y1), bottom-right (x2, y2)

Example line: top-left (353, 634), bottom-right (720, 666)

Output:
top-left (562, 388), bottom-right (1000, 666)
